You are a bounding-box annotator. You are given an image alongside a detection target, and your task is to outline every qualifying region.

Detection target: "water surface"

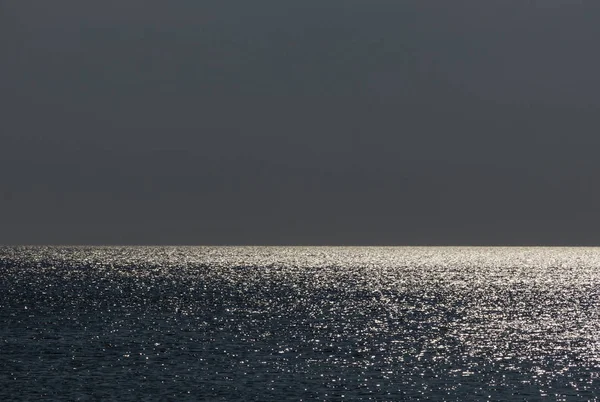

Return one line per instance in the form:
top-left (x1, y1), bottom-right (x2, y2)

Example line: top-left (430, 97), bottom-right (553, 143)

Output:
top-left (1, 246), bottom-right (600, 400)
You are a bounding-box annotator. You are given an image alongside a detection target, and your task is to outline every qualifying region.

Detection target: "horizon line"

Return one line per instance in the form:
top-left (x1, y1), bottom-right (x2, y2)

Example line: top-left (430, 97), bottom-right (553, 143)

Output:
top-left (2, 244), bottom-right (599, 248)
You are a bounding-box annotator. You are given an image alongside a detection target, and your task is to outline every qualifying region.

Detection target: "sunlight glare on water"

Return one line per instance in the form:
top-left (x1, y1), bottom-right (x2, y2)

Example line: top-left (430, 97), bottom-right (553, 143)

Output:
top-left (2, 246), bottom-right (600, 400)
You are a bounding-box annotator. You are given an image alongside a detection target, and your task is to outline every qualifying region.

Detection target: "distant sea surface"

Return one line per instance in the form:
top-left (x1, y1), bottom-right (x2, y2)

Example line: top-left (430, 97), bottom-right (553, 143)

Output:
top-left (2, 246), bottom-right (600, 400)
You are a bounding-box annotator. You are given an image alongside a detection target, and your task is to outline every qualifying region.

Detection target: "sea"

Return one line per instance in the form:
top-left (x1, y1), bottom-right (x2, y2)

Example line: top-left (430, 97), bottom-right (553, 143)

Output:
top-left (2, 246), bottom-right (600, 401)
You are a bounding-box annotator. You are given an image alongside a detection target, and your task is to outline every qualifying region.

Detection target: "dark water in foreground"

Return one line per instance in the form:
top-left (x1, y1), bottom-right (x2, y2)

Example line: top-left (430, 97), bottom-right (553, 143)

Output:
top-left (2, 246), bottom-right (600, 400)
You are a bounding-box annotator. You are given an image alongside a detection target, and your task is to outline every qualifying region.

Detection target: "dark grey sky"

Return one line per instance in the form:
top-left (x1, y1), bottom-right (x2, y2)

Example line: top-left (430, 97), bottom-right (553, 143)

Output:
top-left (2, 1), bottom-right (600, 245)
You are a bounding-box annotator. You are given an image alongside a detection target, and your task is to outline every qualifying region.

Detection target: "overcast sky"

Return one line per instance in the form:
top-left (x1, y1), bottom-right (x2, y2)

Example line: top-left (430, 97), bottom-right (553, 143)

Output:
top-left (2, 1), bottom-right (600, 245)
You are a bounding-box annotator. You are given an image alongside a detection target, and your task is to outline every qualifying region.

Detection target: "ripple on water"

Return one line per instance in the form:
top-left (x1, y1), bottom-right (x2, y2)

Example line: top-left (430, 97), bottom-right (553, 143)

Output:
top-left (1, 246), bottom-right (600, 400)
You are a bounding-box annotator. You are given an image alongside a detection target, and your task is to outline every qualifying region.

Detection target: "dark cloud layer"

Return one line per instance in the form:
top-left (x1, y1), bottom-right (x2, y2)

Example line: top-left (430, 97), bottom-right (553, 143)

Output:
top-left (2, 1), bottom-right (600, 245)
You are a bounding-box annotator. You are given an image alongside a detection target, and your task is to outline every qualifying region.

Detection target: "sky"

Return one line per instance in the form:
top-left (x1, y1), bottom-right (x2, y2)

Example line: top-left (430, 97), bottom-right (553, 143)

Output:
top-left (2, 1), bottom-right (600, 245)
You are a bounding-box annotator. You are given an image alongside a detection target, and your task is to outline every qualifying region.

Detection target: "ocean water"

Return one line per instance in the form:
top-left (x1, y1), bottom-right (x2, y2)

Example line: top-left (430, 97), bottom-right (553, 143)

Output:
top-left (1, 246), bottom-right (600, 401)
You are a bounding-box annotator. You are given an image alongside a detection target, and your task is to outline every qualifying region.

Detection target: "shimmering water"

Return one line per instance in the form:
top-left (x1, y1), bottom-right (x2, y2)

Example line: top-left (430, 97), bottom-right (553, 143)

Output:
top-left (2, 246), bottom-right (600, 400)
